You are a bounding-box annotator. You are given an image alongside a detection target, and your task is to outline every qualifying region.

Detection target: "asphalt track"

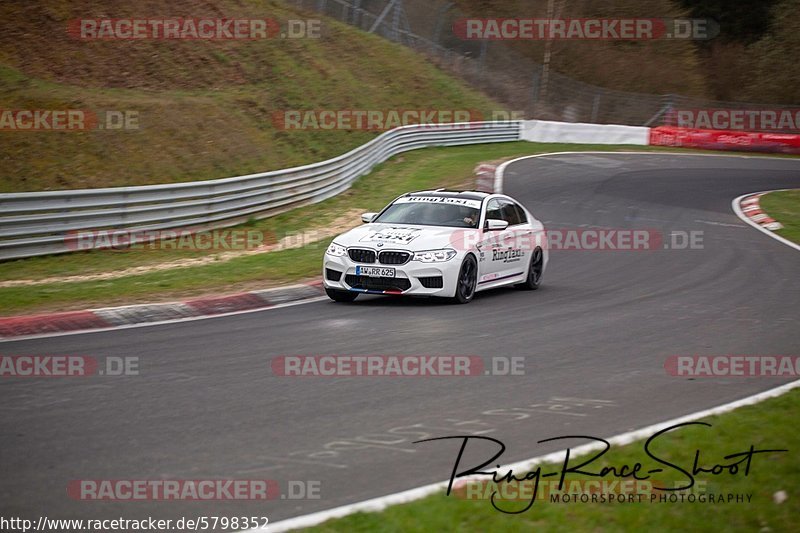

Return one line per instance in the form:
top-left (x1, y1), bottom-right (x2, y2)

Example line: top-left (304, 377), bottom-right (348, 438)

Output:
top-left (1, 153), bottom-right (799, 528)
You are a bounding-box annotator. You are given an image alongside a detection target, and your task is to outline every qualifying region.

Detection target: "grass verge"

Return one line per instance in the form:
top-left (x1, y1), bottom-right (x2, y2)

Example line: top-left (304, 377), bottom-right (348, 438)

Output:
top-left (303, 389), bottom-right (799, 532)
top-left (759, 190), bottom-right (800, 244)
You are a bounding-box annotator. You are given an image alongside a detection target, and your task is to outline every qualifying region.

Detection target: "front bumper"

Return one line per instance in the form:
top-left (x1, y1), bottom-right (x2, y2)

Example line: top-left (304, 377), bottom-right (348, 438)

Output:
top-left (323, 254), bottom-right (460, 297)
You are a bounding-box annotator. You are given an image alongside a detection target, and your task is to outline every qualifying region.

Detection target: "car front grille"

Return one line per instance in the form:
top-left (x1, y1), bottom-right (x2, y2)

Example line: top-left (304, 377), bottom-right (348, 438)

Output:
top-left (325, 268), bottom-right (342, 282)
top-left (418, 276), bottom-right (444, 289)
top-left (345, 275), bottom-right (411, 292)
top-left (378, 251), bottom-right (411, 265)
top-left (347, 248), bottom-right (376, 263)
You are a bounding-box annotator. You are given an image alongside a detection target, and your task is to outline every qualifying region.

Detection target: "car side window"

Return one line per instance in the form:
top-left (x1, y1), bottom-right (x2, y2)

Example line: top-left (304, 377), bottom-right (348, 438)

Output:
top-left (499, 200), bottom-right (522, 226)
top-left (485, 199), bottom-right (503, 221)
top-left (513, 203), bottom-right (528, 224)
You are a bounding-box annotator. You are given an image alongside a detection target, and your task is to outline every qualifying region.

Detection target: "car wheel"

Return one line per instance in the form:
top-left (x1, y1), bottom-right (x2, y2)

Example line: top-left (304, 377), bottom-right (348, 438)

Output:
top-left (516, 247), bottom-right (543, 290)
top-left (326, 288), bottom-right (359, 302)
top-left (452, 254), bottom-right (478, 304)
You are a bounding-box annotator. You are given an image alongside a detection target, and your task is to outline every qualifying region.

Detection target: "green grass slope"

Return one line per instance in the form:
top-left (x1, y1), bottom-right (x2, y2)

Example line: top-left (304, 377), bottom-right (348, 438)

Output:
top-left (0, 0), bottom-right (500, 192)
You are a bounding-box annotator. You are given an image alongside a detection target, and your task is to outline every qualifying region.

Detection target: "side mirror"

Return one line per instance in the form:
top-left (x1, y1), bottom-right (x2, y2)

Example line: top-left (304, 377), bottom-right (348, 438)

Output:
top-left (361, 212), bottom-right (378, 223)
top-left (485, 219), bottom-right (509, 231)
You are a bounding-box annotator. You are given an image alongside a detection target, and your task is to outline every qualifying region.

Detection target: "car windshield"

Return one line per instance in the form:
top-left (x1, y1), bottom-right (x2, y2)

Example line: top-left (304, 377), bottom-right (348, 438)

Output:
top-left (373, 197), bottom-right (481, 228)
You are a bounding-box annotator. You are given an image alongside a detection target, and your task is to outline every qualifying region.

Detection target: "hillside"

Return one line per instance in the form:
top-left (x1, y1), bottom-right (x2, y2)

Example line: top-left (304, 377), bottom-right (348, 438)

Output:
top-left (0, 0), bottom-right (500, 192)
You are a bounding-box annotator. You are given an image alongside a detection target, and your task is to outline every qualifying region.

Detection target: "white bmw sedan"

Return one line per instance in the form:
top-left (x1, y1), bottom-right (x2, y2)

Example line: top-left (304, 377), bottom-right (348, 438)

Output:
top-left (322, 190), bottom-right (547, 303)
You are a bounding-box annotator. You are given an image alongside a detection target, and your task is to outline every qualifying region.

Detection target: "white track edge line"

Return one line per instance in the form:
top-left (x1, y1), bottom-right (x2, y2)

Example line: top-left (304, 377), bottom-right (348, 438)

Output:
top-left (254, 379), bottom-right (800, 533)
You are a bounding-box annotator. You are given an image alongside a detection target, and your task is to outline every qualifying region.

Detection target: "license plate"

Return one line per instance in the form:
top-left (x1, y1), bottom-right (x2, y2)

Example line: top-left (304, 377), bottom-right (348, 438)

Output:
top-left (356, 266), bottom-right (395, 277)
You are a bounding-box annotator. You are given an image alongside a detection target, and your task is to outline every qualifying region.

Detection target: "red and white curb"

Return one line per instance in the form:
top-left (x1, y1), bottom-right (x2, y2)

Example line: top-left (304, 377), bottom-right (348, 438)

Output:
top-left (738, 193), bottom-right (784, 231)
top-left (733, 190), bottom-right (800, 252)
top-left (0, 281), bottom-right (325, 340)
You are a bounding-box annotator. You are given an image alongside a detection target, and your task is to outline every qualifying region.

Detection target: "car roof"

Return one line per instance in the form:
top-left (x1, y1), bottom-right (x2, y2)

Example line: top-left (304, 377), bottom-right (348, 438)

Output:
top-left (404, 189), bottom-right (491, 201)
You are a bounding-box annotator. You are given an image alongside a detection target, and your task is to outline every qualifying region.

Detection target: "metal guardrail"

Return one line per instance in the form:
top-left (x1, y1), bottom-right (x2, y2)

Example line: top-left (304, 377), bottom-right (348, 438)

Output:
top-left (0, 121), bottom-right (521, 260)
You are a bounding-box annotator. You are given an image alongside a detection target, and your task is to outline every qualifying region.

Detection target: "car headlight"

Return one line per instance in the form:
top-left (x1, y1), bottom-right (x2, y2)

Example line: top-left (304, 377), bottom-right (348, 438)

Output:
top-left (413, 248), bottom-right (457, 263)
top-left (326, 242), bottom-right (348, 257)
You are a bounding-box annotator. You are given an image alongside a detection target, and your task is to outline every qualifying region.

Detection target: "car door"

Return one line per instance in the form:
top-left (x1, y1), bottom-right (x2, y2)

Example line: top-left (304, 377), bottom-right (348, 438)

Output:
top-left (478, 198), bottom-right (528, 284)
top-left (496, 199), bottom-right (531, 280)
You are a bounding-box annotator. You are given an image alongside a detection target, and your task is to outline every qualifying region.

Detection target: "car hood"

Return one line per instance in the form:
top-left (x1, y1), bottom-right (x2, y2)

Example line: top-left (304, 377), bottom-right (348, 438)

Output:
top-left (334, 223), bottom-right (475, 251)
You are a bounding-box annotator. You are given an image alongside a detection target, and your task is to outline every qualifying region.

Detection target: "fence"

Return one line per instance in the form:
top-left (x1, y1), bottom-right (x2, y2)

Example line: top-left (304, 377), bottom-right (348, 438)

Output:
top-left (290, 0), bottom-right (797, 130)
top-left (0, 122), bottom-right (520, 261)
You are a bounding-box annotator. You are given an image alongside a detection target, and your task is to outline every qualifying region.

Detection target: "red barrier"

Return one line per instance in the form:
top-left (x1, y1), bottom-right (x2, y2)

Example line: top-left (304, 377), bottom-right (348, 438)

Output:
top-left (649, 126), bottom-right (800, 155)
